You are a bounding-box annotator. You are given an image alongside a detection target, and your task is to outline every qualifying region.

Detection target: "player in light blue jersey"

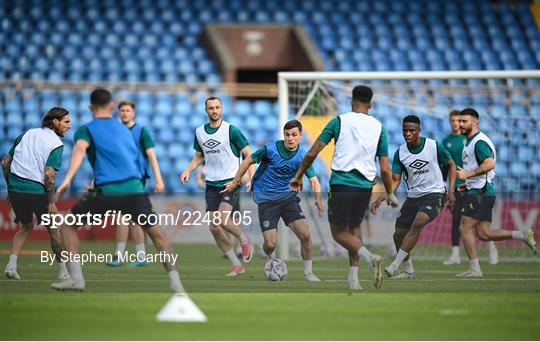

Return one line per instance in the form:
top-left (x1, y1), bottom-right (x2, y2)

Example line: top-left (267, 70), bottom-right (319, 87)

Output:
top-left (223, 120), bottom-right (323, 281)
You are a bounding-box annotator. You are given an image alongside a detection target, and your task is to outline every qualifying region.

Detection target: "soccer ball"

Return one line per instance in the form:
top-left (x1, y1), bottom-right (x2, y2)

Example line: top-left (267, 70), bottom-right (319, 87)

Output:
top-left (264, 258), bottom-right (288, 281)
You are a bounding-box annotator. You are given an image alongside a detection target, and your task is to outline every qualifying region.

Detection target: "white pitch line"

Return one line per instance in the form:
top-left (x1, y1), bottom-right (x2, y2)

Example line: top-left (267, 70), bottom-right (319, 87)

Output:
top-left (439, 309), bottom-right (470, 316)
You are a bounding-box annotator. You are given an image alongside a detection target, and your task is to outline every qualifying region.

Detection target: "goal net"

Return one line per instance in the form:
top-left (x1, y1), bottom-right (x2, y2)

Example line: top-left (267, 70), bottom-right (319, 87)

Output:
top-left (278, 70), bottom-right (539, 262)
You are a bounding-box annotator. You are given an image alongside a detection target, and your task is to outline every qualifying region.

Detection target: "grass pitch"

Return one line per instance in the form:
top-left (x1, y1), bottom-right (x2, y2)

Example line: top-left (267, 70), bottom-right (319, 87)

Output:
top-left (1, 242), bottom-right (539, 340)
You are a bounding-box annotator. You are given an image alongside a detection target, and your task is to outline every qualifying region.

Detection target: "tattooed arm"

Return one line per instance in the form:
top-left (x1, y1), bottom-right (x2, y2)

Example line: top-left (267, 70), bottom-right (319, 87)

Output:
top-left (2, 154), bottom-right (12, 186)
top-left (44, 166), bottom-right (58, 214)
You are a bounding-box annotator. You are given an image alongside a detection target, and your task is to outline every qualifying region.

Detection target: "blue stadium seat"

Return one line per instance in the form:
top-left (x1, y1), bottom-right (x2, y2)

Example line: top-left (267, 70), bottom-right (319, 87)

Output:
top-left (510, 163), bottom-right (528, 179)
top-left (254, 100), bottom-right (273, 116)
top-left (158, 127), bottom-right (175, 144)
top-left (234, 101), bottom-right (252, 117)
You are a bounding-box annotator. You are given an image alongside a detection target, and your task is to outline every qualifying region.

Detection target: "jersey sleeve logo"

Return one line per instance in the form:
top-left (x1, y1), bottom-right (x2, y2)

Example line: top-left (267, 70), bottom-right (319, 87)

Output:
top-left (409, 159), bottom-right (429, 170)
top-left (202, 139), bottom-right (221, 149)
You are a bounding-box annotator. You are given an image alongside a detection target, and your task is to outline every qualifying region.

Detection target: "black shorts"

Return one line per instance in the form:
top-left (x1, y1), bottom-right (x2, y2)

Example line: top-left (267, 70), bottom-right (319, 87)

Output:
top-left (205, 185), bottom-right (240, 212)
top-left (327, 185), bottom-right (372, 229)
top-left (8, 192), bottom-right (48, 226)
top-left (462, 194), bottom-right (496, 222)
top-left (71, 191), bottom-right (155, 228)
top-left (258, 195), bottom-right (305, 232)
top-left (396, 193), bottom-right (445, 230)
top-left (451, 190), bottom-right (467, 230)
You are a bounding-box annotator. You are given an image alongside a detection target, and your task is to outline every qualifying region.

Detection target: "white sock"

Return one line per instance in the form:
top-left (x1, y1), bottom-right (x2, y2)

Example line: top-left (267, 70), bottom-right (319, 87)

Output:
top-left (225, 248), bottom-right (241, 265)
top-left (348, 266), bottom-right (358, 283)
top-left (69, 261), bottom-right (84, 282)
top-left (451, 246), bottom-right (460, 258)
top-left (58, 262), bottom-right (68, 273)
top-left (168, 270), bottom-right (185, 293)
top-left (403, 258), bottom-right (415, 273)
top-left (266, 250), bottom-right (276, 259)
top-left (135, 243), bottom-right (146, 262)
top-left (358, 246), bottom-right (373, 265)
top-left (469, 258), bottom-right (481, 272)
top-left (390, 249), bottom-right (409, 270)
top-left (8, 255), bottom-right (18, 268)
top-left (512, 231), bottom-right (524, 240)
top-left (389, 243), bottom-right (397, 258)
top-left (304, 260), bottom-right (313, 274)
top-left (238, 233), bottom-right (248, 244)
top-left (488, 241), bottom-right (497, 250)
top-left (115, 242), bottom-right (126, 256)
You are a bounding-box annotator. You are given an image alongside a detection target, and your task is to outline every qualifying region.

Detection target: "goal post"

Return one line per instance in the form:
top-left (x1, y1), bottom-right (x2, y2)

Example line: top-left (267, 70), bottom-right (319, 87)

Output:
top-left (277, 70), bottom-right (540, 262)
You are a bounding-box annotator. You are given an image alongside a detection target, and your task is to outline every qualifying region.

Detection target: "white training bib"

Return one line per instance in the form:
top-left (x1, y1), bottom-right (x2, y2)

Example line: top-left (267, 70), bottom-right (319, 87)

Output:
top-left (10, 128), bottom-right (63, 185)
top-left (462, 131), bottom-right (496, 190)
top-left (398, 138), bottom-right (446, 198)
top-left (331, 112), bottom-right (382, 182)
top-left (195, 121), bottom-right (240, 182)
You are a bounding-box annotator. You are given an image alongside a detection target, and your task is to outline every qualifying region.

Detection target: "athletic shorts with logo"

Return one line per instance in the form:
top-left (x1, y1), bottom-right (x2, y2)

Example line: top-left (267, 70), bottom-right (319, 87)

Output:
top-left (205, 185), bottom-right (240, 212)
top-left (258, 195), bottom-right (305, 232)
top-left (327, 185), bottom-right (372, 228)
top-left (451, 189), bottom-right (466, 231)
top-left (8, 191), bottom-right (49, 226)
top-left (71, 191), bottom-right (155, 228)
top-left (396, 193), bottom-right (446, 229)
top-left (461, 194), bottom-right (495, 222)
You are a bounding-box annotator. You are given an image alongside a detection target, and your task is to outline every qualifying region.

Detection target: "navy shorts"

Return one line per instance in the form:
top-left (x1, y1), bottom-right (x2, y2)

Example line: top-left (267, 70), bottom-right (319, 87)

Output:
top-left (71, 191), bottom-right (155, 228)
top-left (396, 193), bottom-right (445, 230)
top-left (205, 185), bottom-right (240, 212)
top-left (8, 192), bottom-right (49, 226)
top-left (462, 195), bottom-right (496, 222)
top-left (327, 185), bottom-right (372, 229)
top-left (451, 190), bottom-right (466, 230)
top-left (257, 195), bottom-right (305, 232)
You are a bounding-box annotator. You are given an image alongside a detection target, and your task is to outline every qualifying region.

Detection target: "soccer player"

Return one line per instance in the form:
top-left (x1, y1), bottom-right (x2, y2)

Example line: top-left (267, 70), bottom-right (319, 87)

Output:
top-left (371, 115), bottom-right (457, 279)
top-left (222, 119), bottom-right (323, 281)
top-left (197, 165), bottom-right (247, 259)
top-left (441, 110), bottom-right (499, 265)
top-left (180, 97), bottom-right (253, 276)
top-left (290, 85), bottom-right (398, 290)
top-left (52, 88), bottom-right (184, 292)
top-left (2, 107), bottom-right (71, 280)
top-left (455, 108), bottom-right (536, 277)
top-left (106, 100), bottom-right (165, 267)
top-left (441, 110), bottom-right (467, 265)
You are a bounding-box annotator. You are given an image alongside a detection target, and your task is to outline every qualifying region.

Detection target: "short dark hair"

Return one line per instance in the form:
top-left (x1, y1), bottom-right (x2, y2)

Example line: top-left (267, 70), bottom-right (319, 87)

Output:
top-left (42, 107), bottom-right (69, 129)
top-left (403, 115), bottom-right (421, 126)
top-left (459, 107), bottom-right (479, 119)
top-left (352, 85), bottom-right (373, 104)
top-left (118, 100), bottom-right (136, 110)
top-left (205, 96), bottom-right (221, 107)
top-left (90, 88), bottom-right (112, 108)
top-left (449, 109), bottom-right (460, 117)
top-left (284, 119), bottom-right (302, 132)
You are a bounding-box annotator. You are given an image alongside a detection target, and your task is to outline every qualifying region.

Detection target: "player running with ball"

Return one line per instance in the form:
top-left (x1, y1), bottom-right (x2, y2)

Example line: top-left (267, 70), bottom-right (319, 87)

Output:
top-left (372, 115), bottom-right (456, 280)
top-left (223, 119), bottom-right (323, 282)
top-left (455, 108), bottom-right (536, 277)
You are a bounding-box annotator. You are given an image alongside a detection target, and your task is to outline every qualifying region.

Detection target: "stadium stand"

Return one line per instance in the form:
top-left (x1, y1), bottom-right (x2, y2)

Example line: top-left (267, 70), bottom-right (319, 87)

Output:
top-left (1, 0), bottom-right (539, 195)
